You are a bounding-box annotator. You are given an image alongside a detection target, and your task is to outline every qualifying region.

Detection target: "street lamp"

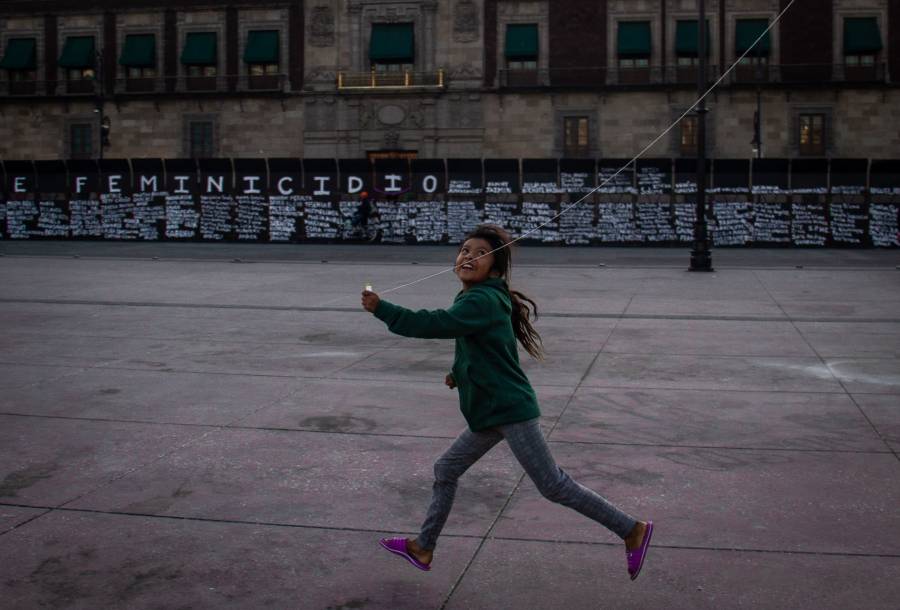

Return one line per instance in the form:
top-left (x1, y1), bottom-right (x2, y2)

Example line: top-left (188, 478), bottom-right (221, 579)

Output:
top-left (751, 50), bottom-right (763, 159)
top-left (689, 0), bottom-right (713, 271)
top-left (92, 49), bottom-right (109, 160)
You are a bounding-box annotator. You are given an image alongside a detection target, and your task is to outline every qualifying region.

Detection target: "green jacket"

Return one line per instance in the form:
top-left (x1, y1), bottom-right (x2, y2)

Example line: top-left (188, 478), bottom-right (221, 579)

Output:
top-left (373, 278), bottom-right (540, 431)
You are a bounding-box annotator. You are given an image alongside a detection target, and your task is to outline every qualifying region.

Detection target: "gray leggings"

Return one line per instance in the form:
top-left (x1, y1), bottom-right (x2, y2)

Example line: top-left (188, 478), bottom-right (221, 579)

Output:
top-left (415, 417), bottom-right (637, 551)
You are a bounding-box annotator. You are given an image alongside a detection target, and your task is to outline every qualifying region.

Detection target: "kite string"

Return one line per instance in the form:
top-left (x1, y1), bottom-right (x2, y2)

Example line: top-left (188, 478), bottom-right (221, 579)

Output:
top-left (323, 0), bottom-right (796, 304)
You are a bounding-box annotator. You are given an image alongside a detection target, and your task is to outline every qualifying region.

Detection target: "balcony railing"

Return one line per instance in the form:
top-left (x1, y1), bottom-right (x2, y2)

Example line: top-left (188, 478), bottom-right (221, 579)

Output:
top-left (337, 68), bottom-right (445, 90)
top-left (498, 63), bottom-right (889, 88)
top-left (0, 64), bottom-right (889, 98)
top-left (0, 74), bottom-right (288, 97)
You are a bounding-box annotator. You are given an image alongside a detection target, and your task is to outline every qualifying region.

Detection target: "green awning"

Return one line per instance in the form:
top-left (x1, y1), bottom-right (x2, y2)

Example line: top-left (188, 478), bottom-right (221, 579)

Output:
top-left (58, 36), bottom-right (95, 68)
top-left (735, 19), bottom-right (770, 56)
top-left (675, 20), bottom-right (710, 56)
top-left (370, 23), bottom-right (414, 62)
top-left (844, 17), bottom-right (882, 54)
top-left (119, 34), bottom-right (155, 67)
top-left (505, 24), bottom-right (538, 59)
top-left (0, 37), bottom-right (36, 70)
top-left (244, 30), bottom-right (279, 63)
top-left (181, 32), bottom-right (217, 65)
top-left (618, 21), bottom-right (651, 57)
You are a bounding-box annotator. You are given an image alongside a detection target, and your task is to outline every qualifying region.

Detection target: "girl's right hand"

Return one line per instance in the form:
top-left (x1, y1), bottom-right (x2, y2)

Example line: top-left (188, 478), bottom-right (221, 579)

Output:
top-left (445, 374), bottom-right (456, 389)
top-left (361, 290), bottom-right (380, 312)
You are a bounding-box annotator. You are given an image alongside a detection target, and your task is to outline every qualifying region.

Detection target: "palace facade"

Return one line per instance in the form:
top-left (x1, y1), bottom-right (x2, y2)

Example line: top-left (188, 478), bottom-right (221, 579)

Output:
top-left (1, 0), bottom-right (898, 161)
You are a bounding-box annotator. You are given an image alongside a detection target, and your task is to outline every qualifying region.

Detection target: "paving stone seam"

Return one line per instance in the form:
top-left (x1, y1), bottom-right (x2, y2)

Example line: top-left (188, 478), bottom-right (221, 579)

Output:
top-left (439, 299), bottom-right (630, 609)
top-left (6, 502), bottom-right (900, 560)
top-left (3, 250), bottom-right (899, 271)
top-left (4, 297), bottom-right (900, 324)
top-left (1, 362), bottom-right (889, 397)
top-left (0, 508), bottom-right (53, 538)
top-left (2, 411), bottom-right (890, 454)
top-left (45, 382), bottom-right (310, 517)
top-left (751, 269), bottom-right (900, 464)
top-left (4, 361), bottom-right (880, 394)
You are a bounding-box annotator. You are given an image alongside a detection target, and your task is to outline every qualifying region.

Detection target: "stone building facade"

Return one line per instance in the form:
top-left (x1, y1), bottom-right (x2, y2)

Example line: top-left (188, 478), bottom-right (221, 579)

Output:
top-left (0, 0), bottom-right (898, 161)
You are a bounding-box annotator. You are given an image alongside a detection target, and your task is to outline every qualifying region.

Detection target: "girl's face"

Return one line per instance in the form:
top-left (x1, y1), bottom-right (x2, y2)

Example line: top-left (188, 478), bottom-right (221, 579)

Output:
top-left (455, 237), bottom-right (497, 289)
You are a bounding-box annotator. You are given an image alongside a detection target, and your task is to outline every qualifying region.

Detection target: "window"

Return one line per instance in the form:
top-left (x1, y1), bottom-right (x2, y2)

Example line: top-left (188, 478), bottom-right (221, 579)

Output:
top-left (798, 114), bottom-right (825, 156)
top-left (563, 117), bottom-right (590, 157)
top-left (675, 20), bottom-right (709, 67)
top-left (735, 19), bottom-right (770, 59)
top-left (189, 121), bottom-right (214, 158)
top-left (70, 123), bottom-right (93, 159)
top-left (844, 17), bottom-right (881, 78)
top-left (619, 57), bottom-right (649, 68)
top-left (181, 32), bottom-right (218, 87)
top-left (1, 38), bottom-right (37, 81)
top-left (680, 115), bottom-right (698, 156)
top-left (738, 56), bottom-right (768, 66)
top-left (370, 23), bottom-right (414, 73)
top-left (58, 36), bottom-right (96, 91)
top-left (618, 21), bottom-right (651, 83)
top-left (505, 24), bottom-right (538, 70)
top-left (245, 30), bottom-right (279, 73)
top-left (618, 21), bottom-right (651, 66)
top-left (120, 34), bottom-right (156, 79)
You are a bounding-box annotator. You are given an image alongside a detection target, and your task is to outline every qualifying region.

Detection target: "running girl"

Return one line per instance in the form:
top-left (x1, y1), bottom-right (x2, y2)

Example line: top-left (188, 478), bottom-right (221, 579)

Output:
top-left (361, 224), bottom-right (653, 580)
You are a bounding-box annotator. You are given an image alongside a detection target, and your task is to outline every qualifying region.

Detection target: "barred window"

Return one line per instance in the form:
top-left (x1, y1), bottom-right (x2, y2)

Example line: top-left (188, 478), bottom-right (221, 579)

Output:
top-left (680, 115), bottom-right (698, 156)
top-left (189, 121), bottom-right (215, 158)
top-left (563, 116), bottom-right (590, 157)
top-left (70, 123), bottom-right (93, 159)
top-left (798, 113), bottom-right (825, 156)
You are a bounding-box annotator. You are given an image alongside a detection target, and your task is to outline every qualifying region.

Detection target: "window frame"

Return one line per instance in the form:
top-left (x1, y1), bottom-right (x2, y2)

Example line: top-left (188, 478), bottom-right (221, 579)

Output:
top-left (616, 20), bottom-right (653, 68)
top-left (180, 29), bottom-right (221, 90)
top-left (562, 116), bottom-right (590, 158)
top-left (798, 113), bottom-right (826, 156)
top-left (504, 23), bottom-right (539, 71)
top-left (187, 119), bottom-right (215, 159)
top-left (680, 115), bottom-right (699, 157)
top-left (69, 122), bottom-right (94, 159)
top-left (243, 29), bottom-right (281, 80)
top-left (369, 22), bottom-right (415, 73)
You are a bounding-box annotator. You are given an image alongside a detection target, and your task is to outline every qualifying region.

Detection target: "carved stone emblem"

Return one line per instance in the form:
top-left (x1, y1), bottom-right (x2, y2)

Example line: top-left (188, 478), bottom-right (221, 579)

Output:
top-left (453, 0), bottom-right (479, 43)
top-left (377, 104), bottom-right (406, 126)
top-left (384, 130), bottom-right (400, 149)
top-left (310, 5), bottom-right (335, 47)
top-left (359, 103), bottom-right (375, 129)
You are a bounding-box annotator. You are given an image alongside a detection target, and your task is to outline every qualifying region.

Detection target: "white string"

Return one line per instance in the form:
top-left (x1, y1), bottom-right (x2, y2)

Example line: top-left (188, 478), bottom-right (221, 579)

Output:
top-left (323, 0), bottom-right (796, 305)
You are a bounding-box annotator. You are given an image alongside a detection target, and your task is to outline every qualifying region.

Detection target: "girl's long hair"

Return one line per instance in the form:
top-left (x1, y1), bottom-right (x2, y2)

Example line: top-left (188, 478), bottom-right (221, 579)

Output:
top-left (463, 225), bottom-right (544, 360)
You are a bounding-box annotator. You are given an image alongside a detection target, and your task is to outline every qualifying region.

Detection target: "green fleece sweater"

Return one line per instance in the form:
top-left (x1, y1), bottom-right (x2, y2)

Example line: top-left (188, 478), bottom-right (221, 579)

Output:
top-left (373, 278), bottom-right (540, 431)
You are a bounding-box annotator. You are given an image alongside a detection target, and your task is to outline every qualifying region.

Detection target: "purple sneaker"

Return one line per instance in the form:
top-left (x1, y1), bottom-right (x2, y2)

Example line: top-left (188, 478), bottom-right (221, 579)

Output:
top-left (626, 521), bottom-right (654, 581)
top-left (379, 537), bottom-right (432, 572)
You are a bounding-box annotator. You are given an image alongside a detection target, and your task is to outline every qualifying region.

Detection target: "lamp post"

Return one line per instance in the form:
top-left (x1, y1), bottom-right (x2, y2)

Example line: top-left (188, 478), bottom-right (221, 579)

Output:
top-left (93, 49), bottom-right (109, 160)
top-left (751, 48), bottom-right (763, 159)
top-left (689, 0), bottom-right (713, 271)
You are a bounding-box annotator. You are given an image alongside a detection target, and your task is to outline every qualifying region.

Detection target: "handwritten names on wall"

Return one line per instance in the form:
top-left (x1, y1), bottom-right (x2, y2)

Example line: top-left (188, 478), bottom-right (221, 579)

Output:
top-left (712, 201), bottom-right (753, 246)
top-left (869, 204), bottom-right (900, 247)
top-left (269, 194), bottom-right (305, 242)
top-left (447, 200), bottom-right (482, 243)
top-left (753, 203), bottom-right (791, 244)
top-left (0, 191), bottom-right (897, 248)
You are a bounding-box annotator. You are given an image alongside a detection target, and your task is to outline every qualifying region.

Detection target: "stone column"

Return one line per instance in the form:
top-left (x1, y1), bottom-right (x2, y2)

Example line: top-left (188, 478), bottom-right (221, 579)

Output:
top-left (349, 1), bottom-right (363, 71)
top-left (423, 1), bottom-right (437, 72)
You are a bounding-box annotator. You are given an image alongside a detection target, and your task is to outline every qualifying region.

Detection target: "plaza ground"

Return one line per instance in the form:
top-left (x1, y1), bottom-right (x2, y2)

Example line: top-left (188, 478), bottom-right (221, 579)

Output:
top-left (1, 241), bottom-right (898, 609)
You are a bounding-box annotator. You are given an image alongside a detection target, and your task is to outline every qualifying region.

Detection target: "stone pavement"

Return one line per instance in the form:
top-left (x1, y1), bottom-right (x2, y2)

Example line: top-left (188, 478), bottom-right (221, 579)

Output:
top-left (0, 242), bottom-right (898, 610)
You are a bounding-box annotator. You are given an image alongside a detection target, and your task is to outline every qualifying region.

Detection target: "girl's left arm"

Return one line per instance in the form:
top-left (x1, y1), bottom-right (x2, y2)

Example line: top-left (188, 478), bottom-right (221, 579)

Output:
top-left (372, 291), bottom-right (493, 339)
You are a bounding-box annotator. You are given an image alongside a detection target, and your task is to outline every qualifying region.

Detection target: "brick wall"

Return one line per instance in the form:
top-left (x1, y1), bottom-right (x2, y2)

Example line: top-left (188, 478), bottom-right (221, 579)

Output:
top-left (890, 0), bottom-right (900, 81)
top-left (780, 0), bottom-right (833, 81)
top-left (484, 0), bottom-right (497, 87)
top-left (289, 1), bottom-right (303, 92)
top-left (548, 0), bottom-right (607, 86)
